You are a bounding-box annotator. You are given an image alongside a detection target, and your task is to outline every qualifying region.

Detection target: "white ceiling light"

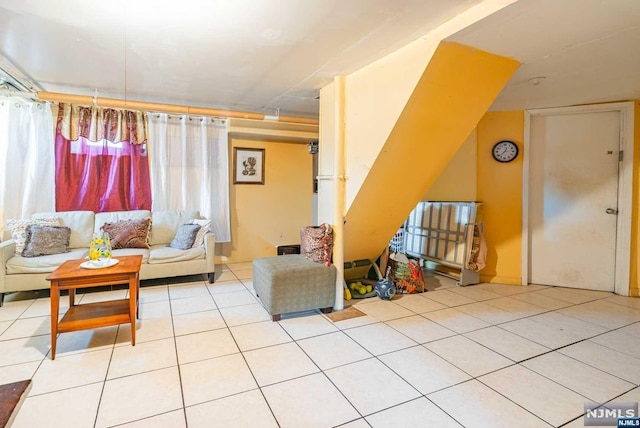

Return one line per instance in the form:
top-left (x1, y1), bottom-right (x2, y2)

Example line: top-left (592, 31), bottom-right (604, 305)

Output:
top-left (264, 108), bottom-right (280, 121)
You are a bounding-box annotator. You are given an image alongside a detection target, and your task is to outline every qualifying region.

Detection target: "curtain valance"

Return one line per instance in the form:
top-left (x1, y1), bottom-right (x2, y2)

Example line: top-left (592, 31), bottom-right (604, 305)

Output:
top-left (58, 103), bottom-right (148, 145)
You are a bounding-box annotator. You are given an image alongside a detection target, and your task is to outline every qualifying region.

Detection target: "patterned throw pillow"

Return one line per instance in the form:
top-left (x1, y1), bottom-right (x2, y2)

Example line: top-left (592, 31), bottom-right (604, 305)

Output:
top-left (21, 225), bottom-right (71, 257)
top-left (386, 252), bottom-right (425, 294)
top-left (189, 219), bottom-right (211, 247)
top-left (7, 217), bottom-right (62, 256)
top-left (168, 224), bottom-right (201, 250)
top-left (101, 218), bottom-right (151, 249)
top-left (300, 223), bottom-right (333, 266)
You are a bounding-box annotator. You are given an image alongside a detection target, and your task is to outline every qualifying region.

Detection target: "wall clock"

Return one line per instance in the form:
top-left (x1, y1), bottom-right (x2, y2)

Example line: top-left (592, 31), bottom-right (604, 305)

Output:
top-left (492, 140), bottom-right (519, 163)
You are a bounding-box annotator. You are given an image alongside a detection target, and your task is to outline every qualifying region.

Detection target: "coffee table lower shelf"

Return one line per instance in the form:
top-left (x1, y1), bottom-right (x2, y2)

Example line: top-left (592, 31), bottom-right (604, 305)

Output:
top-left (58, 300), bottom-right (132, 333)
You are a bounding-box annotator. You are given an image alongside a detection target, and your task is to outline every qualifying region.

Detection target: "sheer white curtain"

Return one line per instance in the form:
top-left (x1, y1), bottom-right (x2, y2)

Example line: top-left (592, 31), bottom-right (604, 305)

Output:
top-left (148, 114), bottom-right (230, 242)
top-left (0, 98), bottom-right (55, 228)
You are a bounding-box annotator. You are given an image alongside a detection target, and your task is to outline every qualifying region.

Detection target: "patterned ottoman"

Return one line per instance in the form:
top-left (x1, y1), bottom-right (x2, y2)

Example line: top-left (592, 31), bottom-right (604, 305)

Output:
top-left (253, 255), bottom-right (336, 321)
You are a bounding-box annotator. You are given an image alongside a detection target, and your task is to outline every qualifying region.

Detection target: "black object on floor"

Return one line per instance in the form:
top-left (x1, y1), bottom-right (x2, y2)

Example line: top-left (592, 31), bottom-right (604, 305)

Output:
top-left (277, 244), bottom-right (301, 255)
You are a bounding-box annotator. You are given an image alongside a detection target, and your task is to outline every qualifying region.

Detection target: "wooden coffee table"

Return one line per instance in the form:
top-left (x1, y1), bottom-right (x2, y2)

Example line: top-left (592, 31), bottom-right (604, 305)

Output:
top-left (46, 255), bottom-right (142, 360)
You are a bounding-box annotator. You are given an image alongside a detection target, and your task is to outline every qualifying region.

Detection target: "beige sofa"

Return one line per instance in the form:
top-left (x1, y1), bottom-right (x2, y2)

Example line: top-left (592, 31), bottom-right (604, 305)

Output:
top-left (0, 209), bottom-right (216, 305)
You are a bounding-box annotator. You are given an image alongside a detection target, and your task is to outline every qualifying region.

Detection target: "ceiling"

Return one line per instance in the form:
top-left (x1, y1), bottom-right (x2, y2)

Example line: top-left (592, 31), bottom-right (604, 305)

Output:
top-left (447, 0), bottom-right (640, 111)
top-left (1, 0), bottom-right (639, 118)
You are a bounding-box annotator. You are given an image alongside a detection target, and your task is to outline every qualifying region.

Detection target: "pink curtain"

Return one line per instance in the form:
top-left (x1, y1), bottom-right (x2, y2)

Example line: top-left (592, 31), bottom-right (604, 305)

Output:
top-left (55, 106), bottom-right (151, 213)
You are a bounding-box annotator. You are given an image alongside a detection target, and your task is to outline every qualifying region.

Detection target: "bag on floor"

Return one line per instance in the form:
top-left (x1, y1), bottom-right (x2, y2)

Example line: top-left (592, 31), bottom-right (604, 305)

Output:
top-left (386, 252), bottom-right (425, 293)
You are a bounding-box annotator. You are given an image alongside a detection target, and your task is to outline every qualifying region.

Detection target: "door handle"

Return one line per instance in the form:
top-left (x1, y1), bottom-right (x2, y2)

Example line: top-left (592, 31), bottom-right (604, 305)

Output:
top-left (606, 208), bottom-right (618, 215)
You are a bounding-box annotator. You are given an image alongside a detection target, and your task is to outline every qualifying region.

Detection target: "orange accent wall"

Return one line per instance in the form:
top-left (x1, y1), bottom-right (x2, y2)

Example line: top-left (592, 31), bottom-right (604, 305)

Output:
top-left (219, 138), bottom-right (313, 263)
top-left (477, 111), bottom-right (524, 284)
top-left (343, 41), bottom-right (520, 262)
top-left (423, 129), bottom-right (478, 202)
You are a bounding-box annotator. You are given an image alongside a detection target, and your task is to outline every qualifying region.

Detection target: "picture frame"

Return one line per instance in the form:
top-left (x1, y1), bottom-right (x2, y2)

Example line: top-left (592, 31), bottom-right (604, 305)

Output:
top-left (233, 147), bottom-right (265, 184)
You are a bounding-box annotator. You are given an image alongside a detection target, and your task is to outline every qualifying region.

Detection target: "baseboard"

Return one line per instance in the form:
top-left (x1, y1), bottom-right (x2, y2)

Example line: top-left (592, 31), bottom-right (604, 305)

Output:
top-left (479, 274), bottom-right (522, 285)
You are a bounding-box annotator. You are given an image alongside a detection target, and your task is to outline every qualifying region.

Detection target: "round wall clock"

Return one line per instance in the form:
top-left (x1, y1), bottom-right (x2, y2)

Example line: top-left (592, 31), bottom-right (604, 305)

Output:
top-left (492, 140), bottom-right (519, 163)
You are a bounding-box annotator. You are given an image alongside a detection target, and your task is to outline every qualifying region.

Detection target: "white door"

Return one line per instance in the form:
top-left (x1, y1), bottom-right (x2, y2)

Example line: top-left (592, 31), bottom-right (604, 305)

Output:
top-left (529, 111), bottom-right (620, 291)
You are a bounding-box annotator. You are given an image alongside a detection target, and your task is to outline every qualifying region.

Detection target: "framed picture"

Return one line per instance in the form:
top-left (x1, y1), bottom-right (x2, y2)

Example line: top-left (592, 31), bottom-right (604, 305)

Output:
top-left (233, 147), bottom-right (265, 184)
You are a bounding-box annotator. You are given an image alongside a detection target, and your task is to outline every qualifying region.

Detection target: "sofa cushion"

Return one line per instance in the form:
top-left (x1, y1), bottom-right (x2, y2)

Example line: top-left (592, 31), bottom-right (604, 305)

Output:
top-left (148, 244), bottom-right (205, 264)
top-left (150, 210), bottom-right (200, 246)
top-left (95, 210), bottom-right (151, 234)
top-left (7, 248), bottom-right (88, 274)
top-left (101, 218), bottom-right (151, 249)
top-left (33, 211), bottom-right (94, 249)
top-left (7, 217), bottom-right (62, 255)
top-left (22, 225), bottom-right (71, 258)
top-left (111, 248), bottom-right (150, 263)
top-left (168, 224), bottom-right (201, 250)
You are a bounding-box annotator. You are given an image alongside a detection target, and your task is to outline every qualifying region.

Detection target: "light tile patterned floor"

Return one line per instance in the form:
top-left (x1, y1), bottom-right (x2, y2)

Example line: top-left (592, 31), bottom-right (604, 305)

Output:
top-left (1, 264), bottom-right (640, 427)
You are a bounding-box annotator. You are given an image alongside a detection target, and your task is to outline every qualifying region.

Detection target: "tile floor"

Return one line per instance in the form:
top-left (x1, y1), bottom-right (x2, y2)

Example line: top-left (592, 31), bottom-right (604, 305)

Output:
top-left (1, 264), bottom-right (640, 427)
